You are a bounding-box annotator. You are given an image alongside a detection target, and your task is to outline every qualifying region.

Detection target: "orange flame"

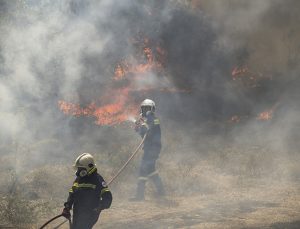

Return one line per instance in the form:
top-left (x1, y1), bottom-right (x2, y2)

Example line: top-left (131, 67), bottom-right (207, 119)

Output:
top-left (59, 39), bottom-right (163, 125)
top-left (58, 88), bottom-right (139, 125)
top-left (114, 64), bottom-right (126, 80)
top-left (257, 110), bottom-right (273, 121)
top-left (256, 103), bottom-right (279, 121)
top-left (59, 37), bottom-right (188, 126)
top-left (231, 65), bottom-right (261, 88)
top-left (232, 66), bottom-right (249, 80)
top-left (113, 39), bottom-right (165, 81)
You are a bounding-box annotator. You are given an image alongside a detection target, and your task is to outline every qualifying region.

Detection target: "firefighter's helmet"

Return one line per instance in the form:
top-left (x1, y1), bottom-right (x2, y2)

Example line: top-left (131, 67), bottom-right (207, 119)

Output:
top-left (141, 99), bottom-right (155, 116)
top-left (73, 153), bottom-right (96, 177)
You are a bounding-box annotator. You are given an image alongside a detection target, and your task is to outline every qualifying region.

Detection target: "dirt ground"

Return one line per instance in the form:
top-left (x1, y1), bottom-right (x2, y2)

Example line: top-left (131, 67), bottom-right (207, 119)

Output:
top-left (51, 172), bottom-right (300, 229)
top-left (96, 181), bottom-right (300, 229)
top-left (2, 143), bottom-right (300, 229)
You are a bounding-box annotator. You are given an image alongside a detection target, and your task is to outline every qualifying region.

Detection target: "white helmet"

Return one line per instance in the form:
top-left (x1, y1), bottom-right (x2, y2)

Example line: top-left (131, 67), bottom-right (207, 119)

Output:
top-left (73, 153), bottom-right (96, 177)
top-left (141, 99), bottom-right (155, 116)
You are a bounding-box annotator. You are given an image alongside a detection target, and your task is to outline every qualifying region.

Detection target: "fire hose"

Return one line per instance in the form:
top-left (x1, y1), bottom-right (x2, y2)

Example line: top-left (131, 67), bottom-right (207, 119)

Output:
top-left (39, 214), bottom-right (72, 229)
top-left (107, 133), bottom-right (147, 185)
top-left (39, 133), bottom-right (147, 229)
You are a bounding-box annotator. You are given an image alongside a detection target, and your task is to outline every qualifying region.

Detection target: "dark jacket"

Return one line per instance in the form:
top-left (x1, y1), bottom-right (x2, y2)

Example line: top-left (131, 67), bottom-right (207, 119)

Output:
top-left (65, 169), bottom-right (112, 215)
top-left (137, 112), bottom-right (161, 150)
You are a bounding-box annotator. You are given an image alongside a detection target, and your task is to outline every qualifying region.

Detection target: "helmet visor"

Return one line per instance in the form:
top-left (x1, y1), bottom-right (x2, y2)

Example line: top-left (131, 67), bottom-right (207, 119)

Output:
top-left (141, 106), bottom-right (152, 116)
top-left (75, 167), bottom-right (88, 177)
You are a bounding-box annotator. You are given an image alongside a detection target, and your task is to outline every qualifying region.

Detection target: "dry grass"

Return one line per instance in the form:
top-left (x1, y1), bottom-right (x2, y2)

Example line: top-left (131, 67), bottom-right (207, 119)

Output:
top-left (0, 135), bottom-right (300, 228)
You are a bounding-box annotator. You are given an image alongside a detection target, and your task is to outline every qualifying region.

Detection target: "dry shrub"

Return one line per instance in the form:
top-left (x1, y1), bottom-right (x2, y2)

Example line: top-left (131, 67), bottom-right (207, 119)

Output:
top-left (0, 191), bottom-right (51, 228)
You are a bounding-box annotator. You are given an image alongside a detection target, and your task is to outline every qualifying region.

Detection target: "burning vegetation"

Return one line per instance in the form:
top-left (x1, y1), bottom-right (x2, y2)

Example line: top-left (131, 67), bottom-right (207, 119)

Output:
top-left (229, 65), bottom-right (278, 123)
top-left (58, 38), bottom-right (164, 125)
top-left (1, 0), bottom-right (300, 228)
top-left (58, 36), bottom-right (190, 125)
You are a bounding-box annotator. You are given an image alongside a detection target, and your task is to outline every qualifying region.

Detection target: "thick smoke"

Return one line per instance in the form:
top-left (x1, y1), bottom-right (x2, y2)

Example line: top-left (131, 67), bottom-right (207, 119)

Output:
top-left (0, 0), bottom-right (299, 162)
top-left (1, 0), bottom-right (300, 227)
top-left (0, 0), bottom-right (299, 170)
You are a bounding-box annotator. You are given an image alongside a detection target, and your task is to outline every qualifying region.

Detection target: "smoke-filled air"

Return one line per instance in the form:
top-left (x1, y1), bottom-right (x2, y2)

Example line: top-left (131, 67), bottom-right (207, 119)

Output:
top-left (0, 0), bottom-right (300, 228)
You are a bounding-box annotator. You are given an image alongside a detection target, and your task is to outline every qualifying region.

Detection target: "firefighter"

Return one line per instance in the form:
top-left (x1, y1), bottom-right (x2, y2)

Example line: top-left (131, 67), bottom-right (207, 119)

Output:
top-left (130, 99), bottom-right (165, 201)
top-left (62, 153), bottom-right (112, 229)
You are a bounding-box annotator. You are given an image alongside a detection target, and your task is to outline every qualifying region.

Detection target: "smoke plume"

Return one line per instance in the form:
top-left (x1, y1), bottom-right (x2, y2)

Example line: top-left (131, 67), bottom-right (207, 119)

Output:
top-left (0, 0), bottom-right (300, 208)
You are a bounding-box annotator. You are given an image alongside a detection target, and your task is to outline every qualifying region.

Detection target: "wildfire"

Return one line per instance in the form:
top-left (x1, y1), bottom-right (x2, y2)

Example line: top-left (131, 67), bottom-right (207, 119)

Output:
top-left (58, 86), bottom-right (139, 126)
top-left (114, 64), bottom-right (126, 80)
top-left (93, 102), bottom-right (137, 125)
top-left (59, 38), bottom-right (165, 125)
top-left (231, 65), bottom-right (264, 88)
top-left (59, 37), bottom-right (190, 126)
top-left (256, 103), bottom-right (279, 121)
top-left (58, 101), bottom-right (95, 117)
top-left (231, 66), bottom-right (249, 79)
top-left (113, 39), bottom-right (164, 81)
top-left (229, 102), bottom-right (279, 123)
top-left (229, 111), bottom-right (273, 123)
top-left (256, 109), bottom-right (273, 121)
top-left (230, 63), bottom-right (278, 122)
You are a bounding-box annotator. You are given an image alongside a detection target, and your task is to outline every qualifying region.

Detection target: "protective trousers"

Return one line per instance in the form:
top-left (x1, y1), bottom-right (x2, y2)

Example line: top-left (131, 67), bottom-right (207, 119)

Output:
top-left (135, 148), bottom-right (165, 199)
top-left (72, 211), bottom-right (100, 229)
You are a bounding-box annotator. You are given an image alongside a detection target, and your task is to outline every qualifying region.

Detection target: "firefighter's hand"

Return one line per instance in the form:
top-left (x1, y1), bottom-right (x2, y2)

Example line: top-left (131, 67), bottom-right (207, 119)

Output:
top-left (62, 207), bottom-right (71, 219)
top-left (134, 120), bottom-right (142, 131)
top-left (135, 118), bottom-right (145, 130)
top-left (134, 122), bottom-right (140, 131)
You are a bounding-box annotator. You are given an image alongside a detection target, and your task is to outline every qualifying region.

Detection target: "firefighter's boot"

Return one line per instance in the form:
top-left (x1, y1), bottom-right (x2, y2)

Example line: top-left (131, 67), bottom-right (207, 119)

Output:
top-left (129, 178), bottom-right (146, 201)
top-left (149, 173), bottom-right (165, 197)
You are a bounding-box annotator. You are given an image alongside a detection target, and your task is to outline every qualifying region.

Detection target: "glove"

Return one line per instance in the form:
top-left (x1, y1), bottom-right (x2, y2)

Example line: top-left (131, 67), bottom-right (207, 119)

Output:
top-left (134, 123), bottom-right (140, 132)
top-left (134, 118), bottom-right (144, 131)
top-left (62, 207), bottom-right (71, 219)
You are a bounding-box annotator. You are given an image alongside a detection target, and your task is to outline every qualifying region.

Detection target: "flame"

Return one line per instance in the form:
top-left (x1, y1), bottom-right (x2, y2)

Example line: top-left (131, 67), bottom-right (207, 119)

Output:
top-left (256, 103), bottom-right (279, 121)
top-left (113, 38), bottom-right (165, 82)
top-left (58, 101), bottom-right (99, 117)
top-left (114, 64), bottom-right (126, 80)
top-left (229, 103), bottom-right (279, 123)
top-left (231, 65), bottom-right (262, 88)
top-left (59, 37), bottom-right (189, 126)
top-left (230, 64), bottom-right (277, 123)
top-left (93, 101), bottom-right (137, 125)
top-left (60, 39), bottom-right (163, 126)
top-left (229, 108), bottom-right (275, 123)
top-left (232, 65), bottom-right (257, 87)
top-left (231, 66), bottom-right (249, 79)
top-left (59, 88), bottom-right (139, 125)
top-left (257, 109), bottom-right (273, 121)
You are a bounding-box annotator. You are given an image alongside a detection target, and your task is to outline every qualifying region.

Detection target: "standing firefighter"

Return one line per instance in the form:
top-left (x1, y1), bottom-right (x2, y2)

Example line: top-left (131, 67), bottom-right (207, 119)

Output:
top-left (62, 153), bottom-right (112, 229)
top-left (130, 99), bottom-right (165, 201)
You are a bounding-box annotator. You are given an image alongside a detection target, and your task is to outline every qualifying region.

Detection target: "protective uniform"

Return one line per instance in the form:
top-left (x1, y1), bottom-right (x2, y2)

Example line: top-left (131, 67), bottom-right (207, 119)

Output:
top-left (131, 99), bottom-right (165, 201)
top-left (63, 153), bottom-right (112, 229)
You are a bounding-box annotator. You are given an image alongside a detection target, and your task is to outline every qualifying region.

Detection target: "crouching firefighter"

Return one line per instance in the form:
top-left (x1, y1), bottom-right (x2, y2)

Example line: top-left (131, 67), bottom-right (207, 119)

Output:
top-left (130, 99), bottom-right (165, 201)
top-left (62, 153), bottom-right (112, 229)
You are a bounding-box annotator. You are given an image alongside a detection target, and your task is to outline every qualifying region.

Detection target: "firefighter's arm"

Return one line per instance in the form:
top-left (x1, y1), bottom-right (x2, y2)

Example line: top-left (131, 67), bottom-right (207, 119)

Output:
top-left (64, 193), bottom-right (74, 210)
top-left (64, 180), bottom-right (77, 210)
top-left (62, 180), bottom-right (77, 218)
top-left (99, 186), bottom-right (112, 210)
top-left (142, 111), bottom-right (155, 133)
top-left (135, 118), bottom-right (148, 137)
